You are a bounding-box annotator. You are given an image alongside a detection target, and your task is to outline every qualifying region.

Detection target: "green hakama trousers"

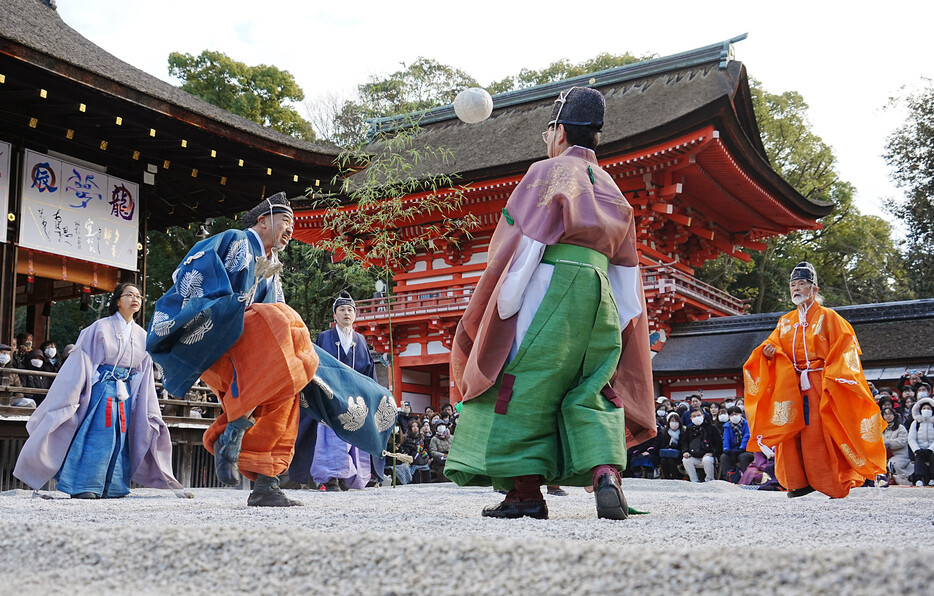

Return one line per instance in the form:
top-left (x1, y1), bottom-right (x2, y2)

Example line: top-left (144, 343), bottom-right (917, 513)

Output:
top-left (445, 245), bottom-right (627, 490)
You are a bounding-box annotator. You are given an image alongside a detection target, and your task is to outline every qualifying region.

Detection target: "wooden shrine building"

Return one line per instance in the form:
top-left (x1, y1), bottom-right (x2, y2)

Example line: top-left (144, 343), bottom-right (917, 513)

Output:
top-left (0, 0), bottom-right (342, 343)
top-left (293, 36), bottom-right (833, 412)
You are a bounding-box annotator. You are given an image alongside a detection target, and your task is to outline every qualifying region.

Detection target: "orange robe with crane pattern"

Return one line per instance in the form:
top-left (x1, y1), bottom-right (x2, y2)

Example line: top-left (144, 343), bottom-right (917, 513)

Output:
top-left (743, 303), bottom-right (885, 498)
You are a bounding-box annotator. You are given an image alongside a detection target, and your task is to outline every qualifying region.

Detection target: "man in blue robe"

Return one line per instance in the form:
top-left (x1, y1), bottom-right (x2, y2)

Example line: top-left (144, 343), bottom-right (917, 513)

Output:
top-left (147, 193), bottom-right (315, 507)
top-left (289, 292), bottom-right (386, 489)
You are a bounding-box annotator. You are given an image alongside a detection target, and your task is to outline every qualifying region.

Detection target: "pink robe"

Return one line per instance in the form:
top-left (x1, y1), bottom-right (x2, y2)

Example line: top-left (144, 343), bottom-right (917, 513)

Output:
top-left (451, 146), bottom-right (656, 446)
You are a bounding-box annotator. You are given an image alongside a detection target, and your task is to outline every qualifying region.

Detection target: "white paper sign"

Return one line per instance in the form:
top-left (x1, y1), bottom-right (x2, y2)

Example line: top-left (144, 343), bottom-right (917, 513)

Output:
top-left (19, 149), bottom-right (139, 270)
top-left (0, 140), bottom-right (10, 244)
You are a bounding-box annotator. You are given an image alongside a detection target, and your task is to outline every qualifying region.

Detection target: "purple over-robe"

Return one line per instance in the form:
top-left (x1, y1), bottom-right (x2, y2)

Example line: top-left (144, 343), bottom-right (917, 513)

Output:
top-left (14, 313), bottom-right (182, 491)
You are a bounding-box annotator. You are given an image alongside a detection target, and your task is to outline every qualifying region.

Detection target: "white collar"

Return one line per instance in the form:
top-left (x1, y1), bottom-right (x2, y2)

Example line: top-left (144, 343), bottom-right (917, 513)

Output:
top-left (247, 228), bottom-right (268, 257)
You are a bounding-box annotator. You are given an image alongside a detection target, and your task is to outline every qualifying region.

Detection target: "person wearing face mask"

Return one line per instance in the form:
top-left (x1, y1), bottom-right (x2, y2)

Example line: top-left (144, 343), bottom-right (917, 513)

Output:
top-left (744, 262), bottom-right (885, 498)
top-left (709, 402), bottom-right (726, 433)
top-left (881, 406), bottom-right (911, 485)
top-left (39, 340), bottom-right (61, 372)
top-left (907, 397), bottom-right (934, 486)
top-left (20, 349), bottom-right (53, 403)
top-left (679, 406), bottom-right (722, 482)
top-left (655, 412), bottom-right (684, 479)
top-left (0, 343), bottom-right (36, 408)
top-left (719, 407), bottom-right (753, 481)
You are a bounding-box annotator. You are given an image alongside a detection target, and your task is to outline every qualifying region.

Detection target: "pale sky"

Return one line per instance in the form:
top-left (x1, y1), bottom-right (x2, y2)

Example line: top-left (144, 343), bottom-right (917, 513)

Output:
top-left (56, 0), bottom-right (934, 222)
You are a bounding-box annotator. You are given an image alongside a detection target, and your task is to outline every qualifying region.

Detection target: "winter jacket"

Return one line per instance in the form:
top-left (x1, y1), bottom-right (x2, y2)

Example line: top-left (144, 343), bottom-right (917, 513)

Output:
top-left (883, 423), bottom-right (912, 479)
top-left (722, 419), bottom-right (751, 453)
top-left (680, 421), bottom-right (722, 458)
top-left (429, 435), bottom-right (451, 461)
top-left (908, 397), bottom-right (934, 452)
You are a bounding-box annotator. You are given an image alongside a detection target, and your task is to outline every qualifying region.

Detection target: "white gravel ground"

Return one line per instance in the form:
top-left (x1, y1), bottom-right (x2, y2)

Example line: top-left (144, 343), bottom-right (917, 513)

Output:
top-left (1, 479), bottom-right (933, 595)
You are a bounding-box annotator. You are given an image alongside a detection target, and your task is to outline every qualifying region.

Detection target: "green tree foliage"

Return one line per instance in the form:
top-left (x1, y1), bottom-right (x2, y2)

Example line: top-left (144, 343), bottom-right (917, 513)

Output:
top-left (277, 244), bottom-right (385, 338)
top-left (486, 52), bottom-right (654, 94)
top-left (314, 123), bottom-right (479, 271)
top-left (168, 50), bottom-right (315, 141)
top-left (884, 79), bottom-right (934, 298)
top-left (323, 58), bottom-right (479, 146)
top-left (316, 53), bottom-right (652, 146)
top-left (698, 81), bottom-right (909, 312)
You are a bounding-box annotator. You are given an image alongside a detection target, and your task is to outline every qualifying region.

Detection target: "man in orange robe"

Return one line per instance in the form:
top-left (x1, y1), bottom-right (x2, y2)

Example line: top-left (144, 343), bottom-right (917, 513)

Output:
top-left (149, 194), bottom-right (317, 506)
top-left (743, 262), bottom-right (885, 498)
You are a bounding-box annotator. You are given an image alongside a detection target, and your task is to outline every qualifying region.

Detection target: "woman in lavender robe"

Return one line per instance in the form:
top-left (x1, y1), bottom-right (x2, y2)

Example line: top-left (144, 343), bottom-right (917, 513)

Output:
top-left (14, 283), bottom-right (187, 499)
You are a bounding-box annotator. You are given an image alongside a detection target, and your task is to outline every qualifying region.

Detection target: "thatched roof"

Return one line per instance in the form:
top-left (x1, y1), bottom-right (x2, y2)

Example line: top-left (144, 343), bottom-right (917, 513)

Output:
top-left (369, 35), bottom-right (829, 221)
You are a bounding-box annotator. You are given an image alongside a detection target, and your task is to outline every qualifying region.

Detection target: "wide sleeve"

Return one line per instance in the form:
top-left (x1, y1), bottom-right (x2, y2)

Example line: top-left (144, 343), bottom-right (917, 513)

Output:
top-left (147, 230), bottom-right (255, 397)
top-left (819, 312), bottom-right (886, 478)
top-left (13, 344), bottom-right (96, 489)
top-left (128, 351), bottom-right (183, 490)
top-left (497, 235), bottom-right (545, 320)
top-left (607, 264), bottom-right (643, 329)
top-left (743, 318), bottom-right (805, 451)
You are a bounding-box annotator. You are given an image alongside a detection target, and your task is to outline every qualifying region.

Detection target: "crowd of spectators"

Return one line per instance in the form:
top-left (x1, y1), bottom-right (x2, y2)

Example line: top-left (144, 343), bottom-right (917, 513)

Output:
top-left (629, 371), bottom-right (934, 490)
top-left (385, 401), bottom-right (458, 484)
top-left (627, 393), bottom-right (776, 488)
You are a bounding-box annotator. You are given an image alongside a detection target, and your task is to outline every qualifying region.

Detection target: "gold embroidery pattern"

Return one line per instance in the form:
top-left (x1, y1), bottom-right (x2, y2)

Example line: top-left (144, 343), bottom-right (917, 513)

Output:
top-left (840, 443), bottom-right (866, 469)
top-left (813, 314), bottom-right (824, 338)
top-left (771, 401), bottom-right (798, 426)
top-left (526, 163), bottom-right (589, 209)
top-left (780, 320), bottom-right (792, 338)
top-left (860, 414), bottom-right (884, 443)
top-left (843, 343), bottom-right (861, 373)
top-left (744, 369), bottom-right (760, 397)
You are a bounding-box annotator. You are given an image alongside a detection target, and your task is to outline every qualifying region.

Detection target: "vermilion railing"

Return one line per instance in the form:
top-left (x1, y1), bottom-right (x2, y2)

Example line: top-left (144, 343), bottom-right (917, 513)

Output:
top-left (354, 286), bottom-right (476, 322)
top-left (642, 264), bottom-right (746, 315)
top-left (354, 264), bottom-right (745, 322)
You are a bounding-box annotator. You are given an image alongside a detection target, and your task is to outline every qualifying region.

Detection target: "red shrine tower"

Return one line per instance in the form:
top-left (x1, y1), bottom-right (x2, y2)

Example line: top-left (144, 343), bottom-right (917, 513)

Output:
top-left (293, 36), bottom-right (831, 412)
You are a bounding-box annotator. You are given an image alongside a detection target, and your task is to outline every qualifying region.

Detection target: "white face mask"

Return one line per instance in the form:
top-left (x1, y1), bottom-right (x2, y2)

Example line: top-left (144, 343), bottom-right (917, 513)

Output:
top-left (919, 391), bottom-right (931, 399)
top-left (691, 416), bottom-right (704, 426)
top-left (922, 410), bottom-right (933, 420)
top-left (0, 354), bottom-right (10, 365)
top-left (30, 359), bottom-right (44, 368)
top-left (44, 347), bottom-right (56, 359)
top-left (738, 404), bottom-right (745, 411)
top-left (718, 413), bottom-right (729, 422)
top-left (730, 415), bottom-right (742, 424)
top-left (724, 401), bottom-right (735, 408)
top-left (669, 422), bottom-right (680, 430)
top-left (657, 409), bottom-right (667, 417)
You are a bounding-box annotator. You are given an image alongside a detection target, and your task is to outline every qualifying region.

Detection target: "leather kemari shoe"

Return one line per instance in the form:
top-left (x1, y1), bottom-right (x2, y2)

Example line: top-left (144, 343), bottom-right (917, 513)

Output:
top-left (594, 473), bottom-right (629, 520)
top-left (71, 492), bottom-right (98, 499)
top-left (787, 485), bottom-right (816, 498)
top-left (546, 487), bottom-right (568, 497)
top-left (481, 499), bottom-right (548, 520)
top-left (213, 417), bottom-right (254, 486)
top-left (247, 488), bottom-right (304, 507)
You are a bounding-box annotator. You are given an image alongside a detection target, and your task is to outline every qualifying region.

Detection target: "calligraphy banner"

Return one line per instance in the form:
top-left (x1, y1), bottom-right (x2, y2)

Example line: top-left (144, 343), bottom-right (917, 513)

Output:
top-left (0, 140), bottom-right (10, 244)
top-left (19, 149), bottom-right (139, 270)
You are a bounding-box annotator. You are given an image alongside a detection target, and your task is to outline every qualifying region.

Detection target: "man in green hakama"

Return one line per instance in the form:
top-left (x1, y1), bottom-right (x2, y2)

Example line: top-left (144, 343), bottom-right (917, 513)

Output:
top-left (446, 87), bottom-right (656, 520)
